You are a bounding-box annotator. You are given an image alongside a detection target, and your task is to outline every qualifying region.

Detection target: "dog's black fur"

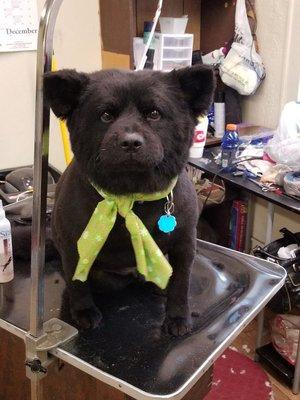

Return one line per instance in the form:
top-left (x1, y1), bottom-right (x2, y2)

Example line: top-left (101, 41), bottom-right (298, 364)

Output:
top-left (44, 66), bottom-right (215, 336)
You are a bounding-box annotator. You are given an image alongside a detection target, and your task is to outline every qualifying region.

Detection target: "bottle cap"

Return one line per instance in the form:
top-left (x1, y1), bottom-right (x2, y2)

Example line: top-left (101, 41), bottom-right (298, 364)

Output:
top-left (143, 21), bottom-right (154, 32)
top-left (215, 91), bottom-right (225, 102)
top-left (226, 124), bottom-right (237, 131)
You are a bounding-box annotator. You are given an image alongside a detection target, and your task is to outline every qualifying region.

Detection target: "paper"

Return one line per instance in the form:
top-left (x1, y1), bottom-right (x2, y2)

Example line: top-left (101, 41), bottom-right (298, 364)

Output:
top-left (0, 0), bottom-right (38, 52)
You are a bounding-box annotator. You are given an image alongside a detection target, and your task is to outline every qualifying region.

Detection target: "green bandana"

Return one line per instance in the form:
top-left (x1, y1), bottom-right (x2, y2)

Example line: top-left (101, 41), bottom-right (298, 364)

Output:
top-left (72, 179), bottom-right (177, 289)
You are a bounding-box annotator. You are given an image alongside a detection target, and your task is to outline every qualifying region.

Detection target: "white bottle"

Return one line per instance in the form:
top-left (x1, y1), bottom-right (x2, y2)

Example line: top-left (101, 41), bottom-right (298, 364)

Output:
top-left (189, 116), bottom-right (208, 158)
top-left (0, 200), bottom-right (14, 283)
top-left (214, 92), bottom-right (225, 138)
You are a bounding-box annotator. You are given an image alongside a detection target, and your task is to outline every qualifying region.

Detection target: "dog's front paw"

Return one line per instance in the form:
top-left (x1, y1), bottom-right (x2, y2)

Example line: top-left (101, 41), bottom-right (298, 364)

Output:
top-left (71, 304), bottom-right (103, 330)
top-left (163, 315), bottom-right (192, 337)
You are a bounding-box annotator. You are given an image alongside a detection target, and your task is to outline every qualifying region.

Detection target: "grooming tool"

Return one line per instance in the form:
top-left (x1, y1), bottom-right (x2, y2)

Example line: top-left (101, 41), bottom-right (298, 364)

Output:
top-left (247, 178), bottom-right (277, 192)
top-left (232, 170), bottom-right (244, 177)
top-left (233, 167), bottom-right (258, 179)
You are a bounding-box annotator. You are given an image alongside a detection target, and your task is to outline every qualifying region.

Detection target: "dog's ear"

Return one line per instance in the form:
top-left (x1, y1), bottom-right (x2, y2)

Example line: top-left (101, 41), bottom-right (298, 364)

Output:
top-left (44, 69), bottom-right (89, 119)
top-left (172, 65), bottom-right (215, 117)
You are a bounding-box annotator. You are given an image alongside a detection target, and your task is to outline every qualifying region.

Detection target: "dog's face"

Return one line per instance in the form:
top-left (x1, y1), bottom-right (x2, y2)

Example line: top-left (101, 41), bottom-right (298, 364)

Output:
top-left (44, 66), bottom-right (214, 193)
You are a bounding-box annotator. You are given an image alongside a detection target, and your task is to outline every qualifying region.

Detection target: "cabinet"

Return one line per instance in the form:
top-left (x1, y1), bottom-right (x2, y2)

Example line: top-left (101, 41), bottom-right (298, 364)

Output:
top-left (100, 0), bottom-right (201, 69)
top-left (99, 0), bottom-right (236, 69)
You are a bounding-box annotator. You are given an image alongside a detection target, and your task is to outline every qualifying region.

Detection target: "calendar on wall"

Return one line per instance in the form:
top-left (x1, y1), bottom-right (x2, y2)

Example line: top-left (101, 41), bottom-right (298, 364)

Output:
top-left (0, 0), bottom-right (38, 52)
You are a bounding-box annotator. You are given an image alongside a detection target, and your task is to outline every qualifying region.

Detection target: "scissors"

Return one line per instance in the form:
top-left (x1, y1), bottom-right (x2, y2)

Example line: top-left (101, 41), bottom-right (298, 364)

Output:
top-left (247, 178), bottom-right (278, 192)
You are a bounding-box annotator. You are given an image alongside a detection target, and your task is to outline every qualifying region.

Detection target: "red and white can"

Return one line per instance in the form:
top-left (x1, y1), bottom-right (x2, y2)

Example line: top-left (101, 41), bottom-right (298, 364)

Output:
top-left (189, 116), bottom-right (208, 158)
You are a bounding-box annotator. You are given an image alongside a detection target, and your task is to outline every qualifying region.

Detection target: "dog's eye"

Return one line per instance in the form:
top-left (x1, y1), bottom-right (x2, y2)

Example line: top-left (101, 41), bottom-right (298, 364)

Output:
top-left (100, 112), bottom-right (114, 123)
top-left (146, 110), bottom-right (161, 121)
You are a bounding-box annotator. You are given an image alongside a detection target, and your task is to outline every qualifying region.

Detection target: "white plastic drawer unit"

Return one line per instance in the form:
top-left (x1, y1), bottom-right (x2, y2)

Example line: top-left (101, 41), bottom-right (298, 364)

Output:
top-left (162, 47), bottom-right (193, 60)
top-left (154, 33), bottom-right (194, 71)
top-left (162, 59), bottom-right (191, 71)
top-left (162, 33), bottom-right (194, 48)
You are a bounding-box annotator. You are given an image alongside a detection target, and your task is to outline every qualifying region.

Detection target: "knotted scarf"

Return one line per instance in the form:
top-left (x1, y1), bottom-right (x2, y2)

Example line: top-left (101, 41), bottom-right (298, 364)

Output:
top-left (72, 179), bottom-right (177, 289)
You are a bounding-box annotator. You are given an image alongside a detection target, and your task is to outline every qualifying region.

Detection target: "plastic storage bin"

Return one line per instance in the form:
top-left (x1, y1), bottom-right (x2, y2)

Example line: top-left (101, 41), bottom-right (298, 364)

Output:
top-left (154, 33), bottom-right (193, 71)
top-left (162, 59), bottom-right (191, 71)
top-left (162, 47), bottom-right (192, 60)
top-left (159, 17), bottom-right (188, 34)
top-left (163, 35), bottom-right (193, 47)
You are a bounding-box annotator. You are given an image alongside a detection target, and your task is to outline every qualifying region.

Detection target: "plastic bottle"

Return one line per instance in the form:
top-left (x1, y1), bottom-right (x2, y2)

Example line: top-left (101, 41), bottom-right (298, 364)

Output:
top-left (221, 124), bottom-right (239, 171)
top-left (189, 116), bottom-right (209, 158)
top-left (143, 21), bottom-right (155, 49)
top-left (0, 200), bottom-right (14, 283)
top-left (207, 104), bottom-right (214, 126)
top-left (214, 91), bottom-right (225, 138)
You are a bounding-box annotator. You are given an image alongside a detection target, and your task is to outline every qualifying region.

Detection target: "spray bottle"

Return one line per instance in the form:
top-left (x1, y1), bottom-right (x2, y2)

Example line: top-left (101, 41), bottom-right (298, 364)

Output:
top-left (0, 200), bottom-right (14, 283)
top-left (214, 91), bottom-right (226, 138)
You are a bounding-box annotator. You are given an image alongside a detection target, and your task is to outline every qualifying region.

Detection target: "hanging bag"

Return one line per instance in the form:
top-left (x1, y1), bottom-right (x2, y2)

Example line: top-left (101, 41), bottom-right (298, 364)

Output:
top-left (219, 0), bottom-right (265, 95)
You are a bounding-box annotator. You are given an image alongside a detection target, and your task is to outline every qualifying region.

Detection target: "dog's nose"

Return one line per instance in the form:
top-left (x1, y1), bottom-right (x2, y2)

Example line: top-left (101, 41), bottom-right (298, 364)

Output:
top-left (120, 133), bottom-right (144, 152)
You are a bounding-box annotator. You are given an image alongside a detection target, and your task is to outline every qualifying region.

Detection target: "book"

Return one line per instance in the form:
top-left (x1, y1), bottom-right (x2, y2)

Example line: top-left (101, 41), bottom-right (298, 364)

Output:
top-left (230, 200), bottom-right (248, 252)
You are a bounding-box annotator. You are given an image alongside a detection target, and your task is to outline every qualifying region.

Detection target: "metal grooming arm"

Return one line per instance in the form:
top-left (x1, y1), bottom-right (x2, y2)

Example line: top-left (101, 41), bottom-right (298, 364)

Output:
top-left (31, 0), bottom-right (62, 339)
top-left (28, 1), bottom-right (77, 399)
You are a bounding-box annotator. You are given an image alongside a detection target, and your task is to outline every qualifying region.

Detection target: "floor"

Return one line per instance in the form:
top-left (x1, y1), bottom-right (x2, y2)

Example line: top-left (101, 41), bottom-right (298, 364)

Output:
top-left (232, 318), bottom-right (299, 400)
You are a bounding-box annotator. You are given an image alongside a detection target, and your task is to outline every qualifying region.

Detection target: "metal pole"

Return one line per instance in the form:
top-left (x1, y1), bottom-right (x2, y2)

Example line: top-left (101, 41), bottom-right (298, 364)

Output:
top-left (29, 1), bottom-right (64, 399)
top-left (254, 308), bottom-right (265, 361)
top-left (0, 285), bottom-right (4, 312)
top-left (292, 331), bottom-right (300, 394)
top-left (31, 379), bottom-right (44, 400)
top-left (255, 203), bottom-right (275, 361)
top-left (265, 202), bottom-right (275, 245)
top-left (30, 0), bottom-right (64, 339)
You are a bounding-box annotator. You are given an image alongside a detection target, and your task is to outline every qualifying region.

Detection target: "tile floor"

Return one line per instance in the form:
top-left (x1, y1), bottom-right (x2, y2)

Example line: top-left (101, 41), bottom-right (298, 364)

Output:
top-left (231, 319), bottom-right (299, 400)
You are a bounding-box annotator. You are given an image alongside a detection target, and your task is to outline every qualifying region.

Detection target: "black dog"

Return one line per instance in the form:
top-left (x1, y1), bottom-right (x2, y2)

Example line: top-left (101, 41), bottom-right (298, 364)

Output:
top-left (44, 65), bottom-right (214, 336)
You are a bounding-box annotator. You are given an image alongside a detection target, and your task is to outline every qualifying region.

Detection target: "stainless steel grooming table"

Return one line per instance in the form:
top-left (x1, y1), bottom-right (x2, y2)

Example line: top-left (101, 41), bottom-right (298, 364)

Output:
top-left (0, 1), bottom-right (287, 399)
top-left (0, 240), bottom-right (285, 399)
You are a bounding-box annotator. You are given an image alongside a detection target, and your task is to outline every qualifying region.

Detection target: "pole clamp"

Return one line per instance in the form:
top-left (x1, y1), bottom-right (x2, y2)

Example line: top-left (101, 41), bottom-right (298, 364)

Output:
top-left (25, 318), bottom-right (78, 380)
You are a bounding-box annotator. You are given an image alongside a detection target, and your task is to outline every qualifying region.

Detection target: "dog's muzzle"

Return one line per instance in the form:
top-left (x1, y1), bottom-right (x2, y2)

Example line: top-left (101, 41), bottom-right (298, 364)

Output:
top-left (119, 132), bottom-right (144, 153)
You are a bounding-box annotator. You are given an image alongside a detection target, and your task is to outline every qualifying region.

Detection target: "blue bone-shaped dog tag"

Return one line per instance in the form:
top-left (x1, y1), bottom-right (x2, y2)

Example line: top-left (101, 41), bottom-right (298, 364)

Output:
top-left (158, 215), bottom-right (177, 233)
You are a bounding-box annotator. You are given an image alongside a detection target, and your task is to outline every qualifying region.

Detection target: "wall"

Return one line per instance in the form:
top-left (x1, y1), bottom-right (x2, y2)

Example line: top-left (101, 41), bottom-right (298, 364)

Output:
top-left (242, 0), bottom-right (300, 244)
top-left (243, 0), bottom-right (300, 128)
top-left (0, 0), bottom-right (299, 240)
top-left (280, 0), bottom-right (300, 104)
top-left (0, 0), bottom-right (101, 173)
top-left (242, 0), bottom-right (289, 128)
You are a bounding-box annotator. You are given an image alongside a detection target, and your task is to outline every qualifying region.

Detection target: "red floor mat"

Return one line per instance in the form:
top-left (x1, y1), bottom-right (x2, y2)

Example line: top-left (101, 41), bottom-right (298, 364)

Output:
top-left (205, 348), bottom-right (273, 400)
